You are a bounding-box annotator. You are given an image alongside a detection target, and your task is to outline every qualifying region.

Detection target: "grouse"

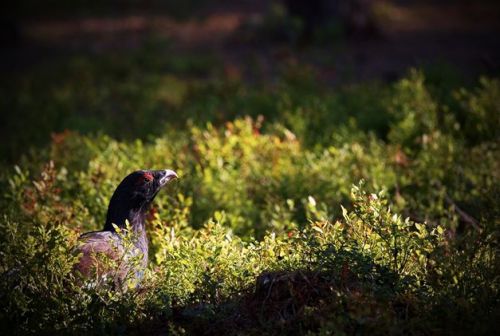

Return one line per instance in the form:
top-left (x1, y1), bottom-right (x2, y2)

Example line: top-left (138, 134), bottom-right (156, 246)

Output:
top-left (74, 169), bottom-right (178, 289)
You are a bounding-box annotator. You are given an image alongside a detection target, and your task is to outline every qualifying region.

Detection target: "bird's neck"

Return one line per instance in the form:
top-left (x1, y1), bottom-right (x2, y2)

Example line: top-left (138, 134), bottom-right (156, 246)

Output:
top-left (104, 200), bottom-right (149, 235)
top-left (104, 203), bottom-right (149, 264)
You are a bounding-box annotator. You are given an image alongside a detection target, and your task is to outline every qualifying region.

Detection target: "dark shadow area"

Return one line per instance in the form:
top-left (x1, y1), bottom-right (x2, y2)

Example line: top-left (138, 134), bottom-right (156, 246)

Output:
top-left (170, 246), bottom-right (498, 335)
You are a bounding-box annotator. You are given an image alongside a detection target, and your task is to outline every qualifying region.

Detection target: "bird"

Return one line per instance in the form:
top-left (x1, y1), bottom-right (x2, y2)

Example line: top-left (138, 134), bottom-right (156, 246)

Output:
top-left (74, 169), bottom-right (178, 289)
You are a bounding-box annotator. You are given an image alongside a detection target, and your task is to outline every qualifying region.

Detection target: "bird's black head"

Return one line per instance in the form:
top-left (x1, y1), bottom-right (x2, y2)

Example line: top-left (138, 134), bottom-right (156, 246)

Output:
top-left (104, 169), bottom-right (178, 231)
top-left (114, 169), bottom-right (178, 206)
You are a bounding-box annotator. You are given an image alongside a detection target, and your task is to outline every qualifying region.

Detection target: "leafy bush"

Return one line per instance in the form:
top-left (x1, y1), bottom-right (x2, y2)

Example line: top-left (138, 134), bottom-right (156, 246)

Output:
top-left (0, 68), bottom-right (499, 334)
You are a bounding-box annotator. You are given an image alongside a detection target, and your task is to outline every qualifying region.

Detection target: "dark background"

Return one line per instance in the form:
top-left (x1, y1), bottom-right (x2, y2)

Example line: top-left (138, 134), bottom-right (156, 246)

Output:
top-left (1, 0), bottom-right (500, 162)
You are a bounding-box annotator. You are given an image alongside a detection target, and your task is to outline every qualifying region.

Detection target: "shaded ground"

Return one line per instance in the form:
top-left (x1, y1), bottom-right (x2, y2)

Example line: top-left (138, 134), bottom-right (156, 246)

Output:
top-left (2, 0), bottom-right (500, 84)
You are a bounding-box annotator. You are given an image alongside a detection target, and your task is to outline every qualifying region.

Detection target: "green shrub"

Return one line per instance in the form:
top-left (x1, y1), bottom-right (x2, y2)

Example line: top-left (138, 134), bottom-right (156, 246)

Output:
top-left (1, 69), bottom-right (499, 334)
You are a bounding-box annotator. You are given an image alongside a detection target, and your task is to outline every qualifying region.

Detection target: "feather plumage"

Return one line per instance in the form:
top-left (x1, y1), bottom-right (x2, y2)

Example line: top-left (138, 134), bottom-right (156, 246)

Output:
top-left (73, 169), bottom-right (177, 289)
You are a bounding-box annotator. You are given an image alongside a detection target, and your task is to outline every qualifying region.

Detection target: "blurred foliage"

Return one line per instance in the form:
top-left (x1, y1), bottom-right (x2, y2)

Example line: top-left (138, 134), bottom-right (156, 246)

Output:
top-left (2, 43), bottom-right (385, 163)
top-left (0, 46), bottom-right (499, 335)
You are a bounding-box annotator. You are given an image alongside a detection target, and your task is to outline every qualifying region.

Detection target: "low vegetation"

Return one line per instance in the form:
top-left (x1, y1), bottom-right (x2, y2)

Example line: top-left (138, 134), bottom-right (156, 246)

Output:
top-left (0, 54), bottom-right (499, 334)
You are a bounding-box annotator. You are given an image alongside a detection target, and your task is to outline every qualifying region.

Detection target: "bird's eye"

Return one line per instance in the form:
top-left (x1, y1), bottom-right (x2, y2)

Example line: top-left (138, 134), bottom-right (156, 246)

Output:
top-left (143, 172), bottom-right (154, 183)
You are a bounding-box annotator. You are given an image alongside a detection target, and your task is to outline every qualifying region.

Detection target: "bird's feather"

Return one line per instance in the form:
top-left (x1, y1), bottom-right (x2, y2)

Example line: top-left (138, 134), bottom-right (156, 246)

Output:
top-left (74, 230), bottom-right (147, 289)
top-left (73, 169), bottom-right (177, 290)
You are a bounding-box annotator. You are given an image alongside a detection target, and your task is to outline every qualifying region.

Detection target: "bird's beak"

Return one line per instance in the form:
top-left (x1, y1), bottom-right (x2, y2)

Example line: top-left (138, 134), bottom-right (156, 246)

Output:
top-left (159, 169), bottom-right (178, 186)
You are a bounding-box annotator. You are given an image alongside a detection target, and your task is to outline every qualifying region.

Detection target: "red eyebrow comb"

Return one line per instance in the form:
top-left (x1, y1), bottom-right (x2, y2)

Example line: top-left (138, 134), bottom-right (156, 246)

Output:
top-left (143, 172), bottom-right (154, 181)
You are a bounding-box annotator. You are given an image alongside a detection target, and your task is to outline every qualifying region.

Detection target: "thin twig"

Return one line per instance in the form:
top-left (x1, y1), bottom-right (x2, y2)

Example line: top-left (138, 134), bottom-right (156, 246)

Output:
top-left (444, 194), bottom-right (481, 231)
